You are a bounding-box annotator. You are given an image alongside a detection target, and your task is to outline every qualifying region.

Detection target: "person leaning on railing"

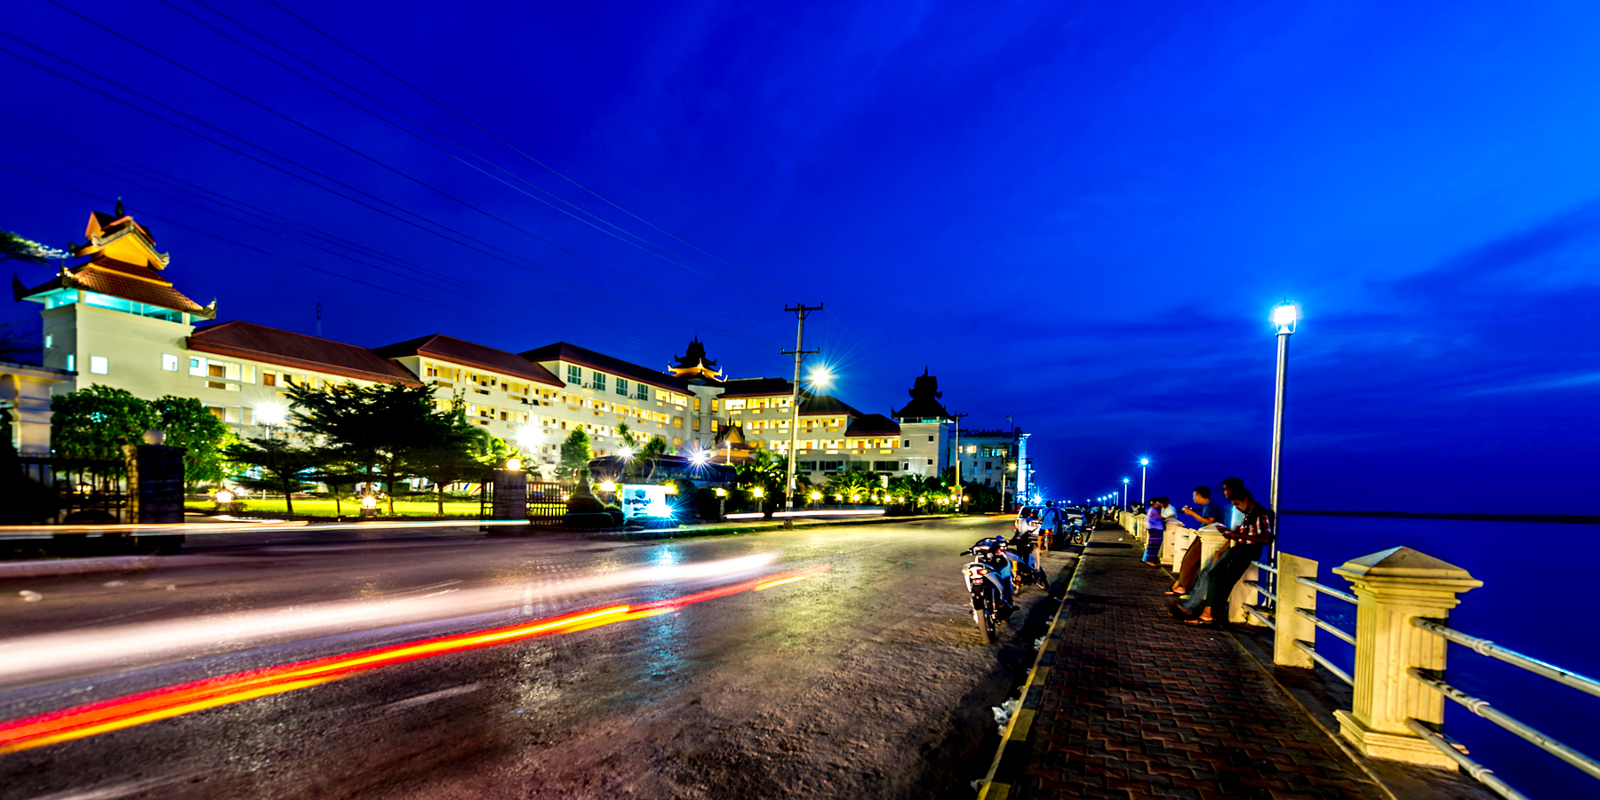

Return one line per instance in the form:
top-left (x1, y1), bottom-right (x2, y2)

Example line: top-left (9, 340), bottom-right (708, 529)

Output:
top-left (1172, 488), bottom-right (1274, 626)
top-left (1165, 484), bottom-right (1228, 596)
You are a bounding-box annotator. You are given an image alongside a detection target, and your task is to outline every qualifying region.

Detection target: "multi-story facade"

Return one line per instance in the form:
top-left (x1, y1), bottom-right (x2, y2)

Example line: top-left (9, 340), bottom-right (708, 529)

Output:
top-left (14, 205), bottom-right (997, 484)
top-left (948, 428), bottom-right (1033, 498)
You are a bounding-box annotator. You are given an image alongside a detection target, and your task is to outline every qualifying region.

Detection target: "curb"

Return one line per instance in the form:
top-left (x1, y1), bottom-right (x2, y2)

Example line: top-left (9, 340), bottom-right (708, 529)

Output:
top-left (586, 513), bottom-right (959, 541)
top-left (0, 555), bottom-right (163, 579)
top-left (976, 541), bottom-right (1094, 800)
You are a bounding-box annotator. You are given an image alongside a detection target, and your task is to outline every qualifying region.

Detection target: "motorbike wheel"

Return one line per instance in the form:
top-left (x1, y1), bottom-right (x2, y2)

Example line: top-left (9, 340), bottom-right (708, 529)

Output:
top-left (973, 607), bottom-right (993, 645)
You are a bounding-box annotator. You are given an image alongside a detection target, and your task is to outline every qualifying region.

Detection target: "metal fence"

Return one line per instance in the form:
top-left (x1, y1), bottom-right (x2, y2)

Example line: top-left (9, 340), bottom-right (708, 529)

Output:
top-left (17, 456), bottom-right (128, 524)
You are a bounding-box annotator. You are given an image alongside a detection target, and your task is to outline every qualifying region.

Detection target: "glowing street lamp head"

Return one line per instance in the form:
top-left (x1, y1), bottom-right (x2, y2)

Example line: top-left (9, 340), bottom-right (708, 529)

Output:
top-left (599, 480), bottom-right (617, 492)
top-left (1139, 458), bottom-right (1149, 467)
top-left (1272, 300), bottom-right (1299, 335)
top-left (688, 449), bottom-right (710, 466)
top-left (255, 402), bottom-right (287, 426)
top-left (1122, 478), bottom-right (1129, 485)
top-left (618, 445), bottom-right (634, 459)
top-left (809, 490), bottom-right (822, 501)
top-left (807, 365), bottom-right (834, 391)
top-left (505, 457), bottom-right (522, 471)
top-left (752, 487), bottom-right (765, 498)
top-left (514, 426), bottom-right (540, 451)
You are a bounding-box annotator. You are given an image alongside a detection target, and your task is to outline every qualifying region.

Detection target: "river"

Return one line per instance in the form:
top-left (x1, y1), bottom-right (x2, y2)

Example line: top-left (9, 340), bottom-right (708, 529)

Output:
top-left (1277, 515), bottom-right (1596, 799)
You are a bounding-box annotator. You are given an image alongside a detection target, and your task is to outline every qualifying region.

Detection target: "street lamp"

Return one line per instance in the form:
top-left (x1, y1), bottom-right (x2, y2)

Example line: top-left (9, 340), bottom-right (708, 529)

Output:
top-left (1138, 457), bottom-right (1149, 505)
top-left (1121, 477), bottom-right (1129, 508)
top-left (1269, 300), bottom-right (1299, 566)
top-left (807, 365), bottom-right (834, 392)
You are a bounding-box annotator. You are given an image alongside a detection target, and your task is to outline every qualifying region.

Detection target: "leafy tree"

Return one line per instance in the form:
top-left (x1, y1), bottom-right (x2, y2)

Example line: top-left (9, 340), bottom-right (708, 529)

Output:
top-left (287, 381), bottom-right (474, 514)
top-left (225, 436), bottom-right (316, 515)
top-left (151, 395), bottom-right (232, 491)
top-left (557, 428), bottom-right (592, 478)
top-left (50, 385), bottom-right (156, 462)
top-left (615, 422), bottom-right (633, 449)
top-left (640, 435), bottom-right (670, 457)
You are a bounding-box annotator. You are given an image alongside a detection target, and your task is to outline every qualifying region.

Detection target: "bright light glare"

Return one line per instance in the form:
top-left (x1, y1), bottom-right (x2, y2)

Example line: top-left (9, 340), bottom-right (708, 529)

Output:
top-left (808, 365), bottom-right (834, 390)
top-left (751, 487), bottom-right (765, 498)
top-left (599, 480), bottom-right (616, 492)
top-left (214, 489), bottom-right (234, 504)
top-left (505, 457), bottom-right (522, 471)
top-left (255, 402), bottom-right (287, 426)
top-left (1139, 458), bottom-right (1149, 467)
top-left (618, 445), bottom-right (634, 458)
top-left (688, 449), bottom-right (710, 466)
top-left (514, 426), bottom-right (540, 450)
top-left (1272, 301), bottom-right (1299, 332)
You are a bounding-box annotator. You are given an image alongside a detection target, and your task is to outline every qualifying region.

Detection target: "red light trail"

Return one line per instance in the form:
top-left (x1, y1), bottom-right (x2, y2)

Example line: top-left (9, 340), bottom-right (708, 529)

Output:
top-left (0, 564), bottom-right (829, 754)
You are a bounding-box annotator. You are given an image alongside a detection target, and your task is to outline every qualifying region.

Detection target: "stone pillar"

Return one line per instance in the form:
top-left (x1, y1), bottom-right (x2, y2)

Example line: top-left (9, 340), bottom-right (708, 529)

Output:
top-left (1194, 527), bottom-right (1229, 566)
top-left (1160, 525), bottom-right (1177, 565)
top-left (1228, 563), bottom-right (1261, 624)
top-left (491, 468), bottom-right (528, 520)
top-left (1274, 553), bottom-right (1319, 668)
top-left (1332, 547), bottom-right (1481, 769)
top-left (123, 437), bottom-right (186, 524)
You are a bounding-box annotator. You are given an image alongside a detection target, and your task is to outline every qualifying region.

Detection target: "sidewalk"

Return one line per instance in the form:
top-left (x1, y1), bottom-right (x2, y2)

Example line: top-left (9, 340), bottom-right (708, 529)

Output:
top-left (987, 530), bottom-right (1391, 800)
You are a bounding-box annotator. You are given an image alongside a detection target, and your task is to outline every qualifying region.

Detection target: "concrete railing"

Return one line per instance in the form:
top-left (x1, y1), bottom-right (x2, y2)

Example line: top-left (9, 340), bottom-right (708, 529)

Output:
top-left (1239, 547), bottom-right (1599, 800)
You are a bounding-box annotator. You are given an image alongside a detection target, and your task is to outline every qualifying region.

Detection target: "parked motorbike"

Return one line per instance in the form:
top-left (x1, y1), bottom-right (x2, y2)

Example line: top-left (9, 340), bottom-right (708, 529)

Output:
top-left (1065, 522), bottom-right (1091, 546)
top-left (960, 537), bottom-right (1015, 644)
top-left (1008, 529), bottom-right (1049, 590)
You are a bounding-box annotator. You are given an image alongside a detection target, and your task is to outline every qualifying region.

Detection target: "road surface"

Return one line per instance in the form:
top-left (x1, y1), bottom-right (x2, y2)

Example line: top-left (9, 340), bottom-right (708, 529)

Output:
top-left (0, 516), bottom-right (1086, 799)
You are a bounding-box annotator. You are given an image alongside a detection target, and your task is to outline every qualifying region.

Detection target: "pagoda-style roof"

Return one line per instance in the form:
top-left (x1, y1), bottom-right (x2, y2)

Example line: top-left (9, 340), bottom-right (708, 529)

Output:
top-left (892, 368), bottom-right (951, 422)
top-left (189, 321), bottom-right (418, 384)
top-left (14, 255), bottom-right (213, 318)
top-left (668, 336), bottom-right (723, 383)
top-left (714, 422), bottom-right (748, 446)
top-left (79, 203), bottom-right (171, 271)
top-left (521, 341), bottom-right (691, 393)
top-left (375, 333), bottom-right (564, 386)
top-left (719, 376), bottom-right (798, 398)
top-left (845, 413), bottom-right (900, 437)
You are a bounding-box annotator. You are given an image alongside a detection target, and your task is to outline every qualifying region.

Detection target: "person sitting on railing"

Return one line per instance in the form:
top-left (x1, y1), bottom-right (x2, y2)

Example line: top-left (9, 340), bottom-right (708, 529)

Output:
top-left (1165, 484), bottom-right (1228, 596)
top-left (1142, 497), bottom-right (1167, 565)
top-left (1173, 487), bottom-right (1273, 626)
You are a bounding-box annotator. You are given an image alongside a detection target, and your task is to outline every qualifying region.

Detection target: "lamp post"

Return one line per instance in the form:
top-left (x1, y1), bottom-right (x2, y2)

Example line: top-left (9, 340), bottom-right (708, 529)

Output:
top-left (1138, 457), bottom-right (1149, 505)
top-left (1269, 300), bottom-right (1298, 567)
top-left (752, 486), bottom-right (765, 517)
top-left (1121, 477), bottom-right (1128, 508)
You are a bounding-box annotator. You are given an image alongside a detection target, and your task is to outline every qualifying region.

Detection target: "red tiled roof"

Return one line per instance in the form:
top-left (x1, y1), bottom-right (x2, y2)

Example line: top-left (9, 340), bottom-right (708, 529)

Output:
top-left (799, 394), bottom-right (862, 418)
top-left (189, 321), bottom-right (418, 384)
top-left (520, 341), bottom-right (690, 392)
top-left (718, 376), bottom-right (797, 398)
top-left (13, 255), bottom-right (210, 316)
top-left (845, 413), bottom-right (900, 437)
top-left (374, 334), bottom-right (564, 387)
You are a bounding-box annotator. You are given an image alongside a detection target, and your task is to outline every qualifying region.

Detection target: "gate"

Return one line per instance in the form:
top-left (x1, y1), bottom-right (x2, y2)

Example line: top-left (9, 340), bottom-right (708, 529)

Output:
top-left (18, 456), bottom-right (129, 524)
top-left (526, 480), bottom-right (575, 527)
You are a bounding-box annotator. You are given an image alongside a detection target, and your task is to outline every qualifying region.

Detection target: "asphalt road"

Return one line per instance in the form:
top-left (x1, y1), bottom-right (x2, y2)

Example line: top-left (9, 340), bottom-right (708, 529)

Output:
top-left (0, 517), bottom-right (1085, 800)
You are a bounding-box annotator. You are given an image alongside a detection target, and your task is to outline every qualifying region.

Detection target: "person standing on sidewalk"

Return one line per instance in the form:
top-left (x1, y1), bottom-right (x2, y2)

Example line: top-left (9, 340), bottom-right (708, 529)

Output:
top-left (1142, 497), bottom-right (1167, 565)
top-left (1165, 485), bottom-right (1227, 596)
top-left (1176, 488), bottom-right (1274, 625)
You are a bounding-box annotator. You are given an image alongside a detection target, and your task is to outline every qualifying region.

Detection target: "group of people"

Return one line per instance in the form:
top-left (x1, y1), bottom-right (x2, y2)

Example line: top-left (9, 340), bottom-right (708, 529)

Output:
top-left (1142, 477), bottom-right (1276, 626)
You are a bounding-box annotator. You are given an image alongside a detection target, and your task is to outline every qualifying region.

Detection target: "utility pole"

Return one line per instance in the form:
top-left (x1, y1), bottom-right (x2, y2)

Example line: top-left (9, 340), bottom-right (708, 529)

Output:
top-left (999, 414), bottom-right (1013, 513)
top-left (949, 412), bottom-right (967, 511)
top-left (781, 304), bottom-right (823, 524)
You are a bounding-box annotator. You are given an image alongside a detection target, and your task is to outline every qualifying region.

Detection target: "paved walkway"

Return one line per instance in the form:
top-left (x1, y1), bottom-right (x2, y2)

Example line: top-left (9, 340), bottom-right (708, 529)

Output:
top-left (999, 530), bottom-right (1390, 800)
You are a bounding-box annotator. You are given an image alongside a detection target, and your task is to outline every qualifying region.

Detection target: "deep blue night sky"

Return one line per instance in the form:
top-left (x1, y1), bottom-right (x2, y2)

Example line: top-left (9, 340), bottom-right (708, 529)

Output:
top-left (2, 1), bottom-right (1596, 513)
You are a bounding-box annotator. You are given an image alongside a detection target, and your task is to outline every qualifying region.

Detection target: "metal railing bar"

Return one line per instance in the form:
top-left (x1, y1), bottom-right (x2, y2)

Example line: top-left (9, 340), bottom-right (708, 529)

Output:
top-left (1404, 719), bottom-right (1531, 800)
top-left (1243, 580), bottom-right (1278, 602)
top-left (1294, 639), bottom-right (1354, 686)
top-left (1250, 561), bottom-right (1278, 574)
top-left (1294, 607), bottom-right (1356, 645)
top-left (1244, 604), bottom-right (1276, 630)
top-left (1409, 668), bottom-right (1600, 782)
top-left (1294, 575), bottom-right (1356, 605)
top-left (1411, 618), bottom-right (1600, 700)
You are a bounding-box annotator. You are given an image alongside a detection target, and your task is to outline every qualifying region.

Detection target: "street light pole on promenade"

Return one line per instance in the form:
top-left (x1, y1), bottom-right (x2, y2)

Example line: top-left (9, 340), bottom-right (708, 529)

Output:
top-left (1269, 301), bottom-right (1298, 562)
top-left (1139, 457), bottom-right (1149, 504)
top-left (1121, 477), bottom-right (1128, 508)
top-left (781, 304), bottom-right (822, 524)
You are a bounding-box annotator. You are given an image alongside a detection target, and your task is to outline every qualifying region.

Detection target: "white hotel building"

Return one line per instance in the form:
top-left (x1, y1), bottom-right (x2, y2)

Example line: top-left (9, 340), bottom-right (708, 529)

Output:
top-left (10, 206), bottom-right (1038, 493)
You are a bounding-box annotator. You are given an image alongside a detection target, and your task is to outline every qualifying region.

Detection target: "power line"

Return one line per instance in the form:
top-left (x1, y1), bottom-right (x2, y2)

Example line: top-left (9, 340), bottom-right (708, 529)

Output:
top-left (41, 1), bottom-right (784, 343)
top-left (169, 0), bottom-right (797, 306)
top-left (265, 0), bottom-right (820, 305)
top-left (0, 38), bottom-right (785, 348)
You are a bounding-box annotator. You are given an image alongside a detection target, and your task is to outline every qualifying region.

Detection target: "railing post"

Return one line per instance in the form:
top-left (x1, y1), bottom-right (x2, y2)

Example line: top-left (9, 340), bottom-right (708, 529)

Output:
top-left (1275, 553), bottom-right (1317, 668)
top-left (1332, 547), bottom-right (1481, 769)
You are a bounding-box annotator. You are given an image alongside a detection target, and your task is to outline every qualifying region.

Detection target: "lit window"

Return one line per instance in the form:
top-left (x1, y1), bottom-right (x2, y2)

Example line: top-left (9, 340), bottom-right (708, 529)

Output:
top-left (44, 335), bottom-right (52, 350)
top-left (162, 354), bottom-right (178, 371)
top-left (66, 354), bottom-right (75, 372)
top-left (89, 356), bottom-right (109, 375)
